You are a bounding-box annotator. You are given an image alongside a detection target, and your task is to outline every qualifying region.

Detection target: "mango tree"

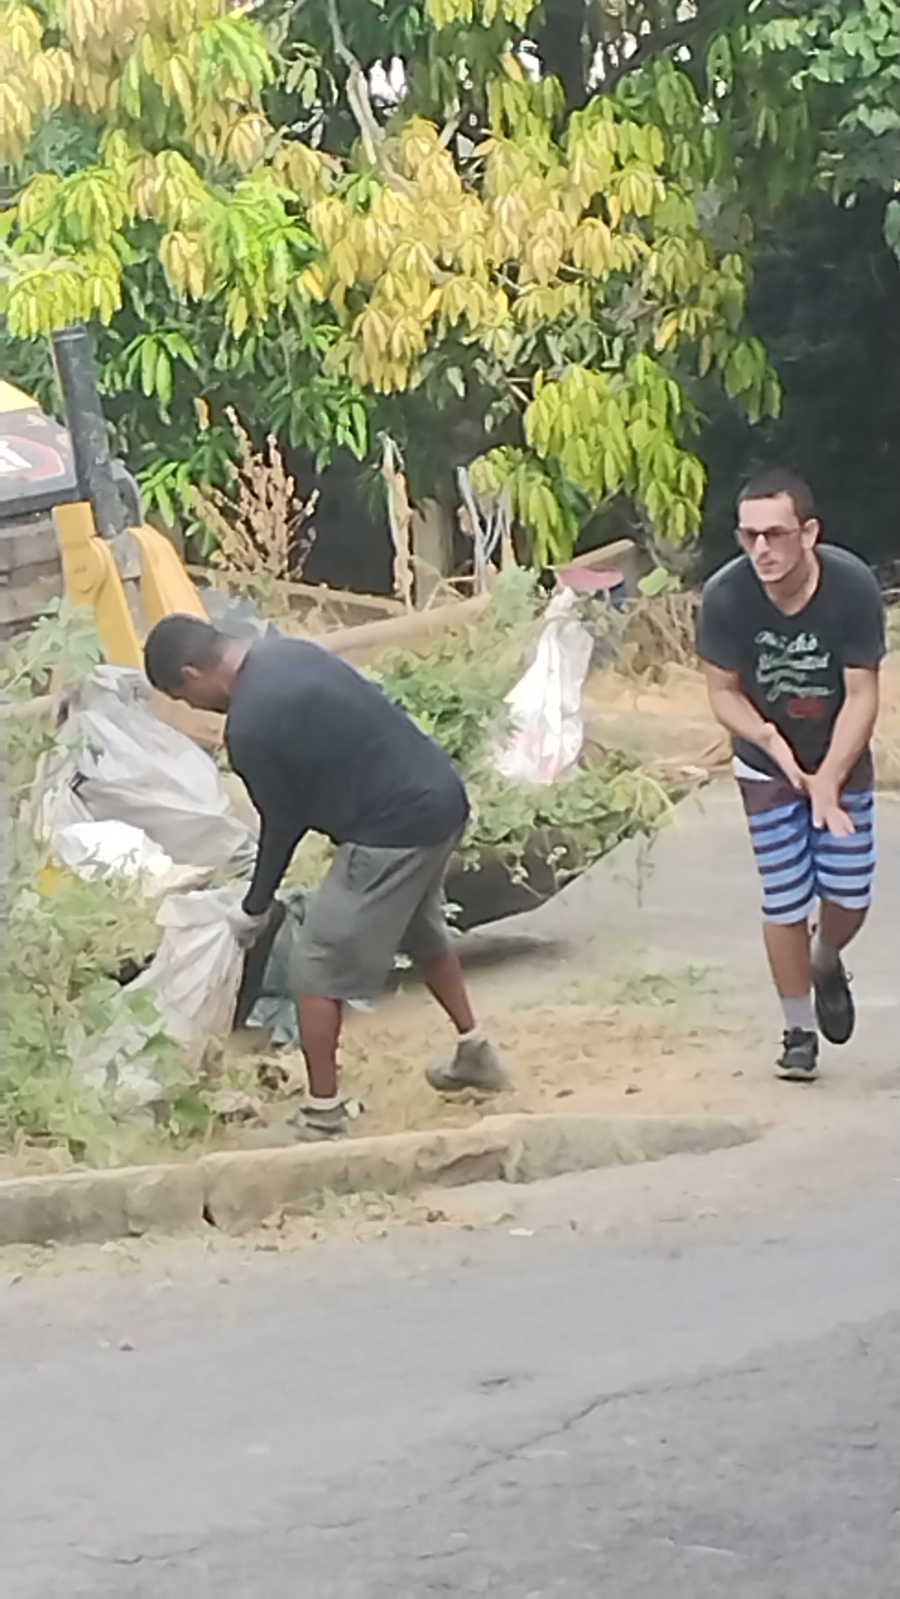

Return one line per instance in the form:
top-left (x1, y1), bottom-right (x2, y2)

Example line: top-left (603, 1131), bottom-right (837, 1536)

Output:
top-left (0, 0), bottom-right (367, 532)
top-left (2, 0), bottom-right (896, 561)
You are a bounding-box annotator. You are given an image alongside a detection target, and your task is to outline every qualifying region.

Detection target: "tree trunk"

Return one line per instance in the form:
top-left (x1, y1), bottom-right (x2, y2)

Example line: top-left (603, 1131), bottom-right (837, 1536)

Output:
top-left (411, 498), bottom-right (456, 608)
top-left (535, 0), bottom-right (590, 110)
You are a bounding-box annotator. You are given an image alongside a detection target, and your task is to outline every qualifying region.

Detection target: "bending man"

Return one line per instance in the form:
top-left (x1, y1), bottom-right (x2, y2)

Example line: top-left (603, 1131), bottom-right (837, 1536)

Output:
top-left (697, 470), bottom-right (885, 1081)
top-left (145, 617), bottom-right (509, 1138)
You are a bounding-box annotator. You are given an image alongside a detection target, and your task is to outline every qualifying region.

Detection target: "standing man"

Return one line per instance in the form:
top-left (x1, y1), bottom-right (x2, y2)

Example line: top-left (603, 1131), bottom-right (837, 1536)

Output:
top-left (697, 470), bottom-right (885, 1081)
top-left (144, 618), bottom-right (509, 1138)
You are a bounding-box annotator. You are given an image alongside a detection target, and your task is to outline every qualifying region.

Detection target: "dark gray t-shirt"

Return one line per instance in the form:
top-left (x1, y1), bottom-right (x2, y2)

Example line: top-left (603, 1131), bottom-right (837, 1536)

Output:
top-left (226, 636), bottom-right (468, 914)
top-left (696, 545), bottom-right (885, 776)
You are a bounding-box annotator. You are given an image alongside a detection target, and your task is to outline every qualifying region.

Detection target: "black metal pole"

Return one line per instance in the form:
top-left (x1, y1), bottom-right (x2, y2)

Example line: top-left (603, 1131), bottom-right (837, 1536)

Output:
top-left (50, 325), bottom-right (127, 540)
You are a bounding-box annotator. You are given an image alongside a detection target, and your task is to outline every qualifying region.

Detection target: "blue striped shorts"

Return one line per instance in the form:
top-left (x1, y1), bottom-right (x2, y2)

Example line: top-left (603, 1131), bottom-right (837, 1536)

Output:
top-left (740, 779), bottom-right (876, 925)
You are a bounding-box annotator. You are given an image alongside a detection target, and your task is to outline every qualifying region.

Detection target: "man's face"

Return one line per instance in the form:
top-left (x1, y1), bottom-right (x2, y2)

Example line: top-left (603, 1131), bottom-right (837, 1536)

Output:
top-left (168, 663), bottom-right (232, 714)
top-left (736, 492), bottom-right (820, 585)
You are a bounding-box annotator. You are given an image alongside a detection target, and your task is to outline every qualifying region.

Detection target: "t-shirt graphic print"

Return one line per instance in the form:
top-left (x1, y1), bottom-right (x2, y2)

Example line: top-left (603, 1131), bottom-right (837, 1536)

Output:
top-left (754, 626), bottom-right (835, 725)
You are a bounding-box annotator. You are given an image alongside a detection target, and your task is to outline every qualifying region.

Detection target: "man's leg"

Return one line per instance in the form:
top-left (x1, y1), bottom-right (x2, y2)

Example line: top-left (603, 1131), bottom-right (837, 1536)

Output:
top-left (418, 946), bottom-right (476, 1034)
top-left (816, 900), bottom-right (868, 956)
top-left (295, 994), bottom-right (342, 1101)
top-left (742, 782), bottom-right (819, 1079)
top-left (809, 787), bottom-right (876, 1044)
top-left (286, 846), bottom-right (390, 1140)
top-left (762, 920), bottom-right (818, 1034)
top-left (404, 878), bottom-right (510, 1095)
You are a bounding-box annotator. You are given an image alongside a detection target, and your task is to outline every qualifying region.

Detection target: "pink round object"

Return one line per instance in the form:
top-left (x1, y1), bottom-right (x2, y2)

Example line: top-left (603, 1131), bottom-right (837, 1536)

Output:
top-left (558, 565), bottom-right (624, 594)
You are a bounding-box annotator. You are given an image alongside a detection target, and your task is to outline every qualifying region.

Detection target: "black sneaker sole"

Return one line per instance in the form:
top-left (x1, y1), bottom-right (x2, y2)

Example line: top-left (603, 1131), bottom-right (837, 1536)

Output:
top-left (814, 972), bottom-right (856, 1046)
top-left (775, 1061), bottom-right (821, 1083)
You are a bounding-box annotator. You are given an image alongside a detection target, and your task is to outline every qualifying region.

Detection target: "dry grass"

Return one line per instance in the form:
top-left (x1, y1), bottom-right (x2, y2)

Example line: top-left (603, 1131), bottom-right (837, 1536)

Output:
top-left (617, 591), bottom-right (700, 677)
top-left (193, 409), bottom-right (318, 607)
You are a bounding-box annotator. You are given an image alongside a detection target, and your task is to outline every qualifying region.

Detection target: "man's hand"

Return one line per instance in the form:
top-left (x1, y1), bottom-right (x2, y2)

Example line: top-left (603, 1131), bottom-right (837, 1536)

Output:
top-left (228, 904), bottom-right (273, 949)
top-left (804, 773), bottom-right (855, 837)
top-left (759, 727), bottom-right (806, 792)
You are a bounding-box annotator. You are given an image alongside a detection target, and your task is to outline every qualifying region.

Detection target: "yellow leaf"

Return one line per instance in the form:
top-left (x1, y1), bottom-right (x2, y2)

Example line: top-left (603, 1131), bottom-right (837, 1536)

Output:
top-left (226, 290), bottom-right (249, 336)
top-left (654, 312), bottom-right (681, 352)
top-left (310, 195), bottom-right (349, 249)
top-left (16, 173), bottom-right (62, 233)
top-left (227, 113), bottom-right (270, 172)
top-left (0, 81), bottom-right (36, 163)
top-left (331, 235), bottom-right (359, 288)
top-left (300, 263), bottom-right (327, 301)
top-left (571, 218), bottom-right (613, 276)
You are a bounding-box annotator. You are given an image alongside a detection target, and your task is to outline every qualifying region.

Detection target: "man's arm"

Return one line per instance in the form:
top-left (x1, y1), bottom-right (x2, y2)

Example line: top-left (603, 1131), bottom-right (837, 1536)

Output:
top-left (702, 662), bottom-right (805, 789)
top-left (806, 666), bottom-right (880, 833)
top-left (229, 737), bottom-right (307, 916)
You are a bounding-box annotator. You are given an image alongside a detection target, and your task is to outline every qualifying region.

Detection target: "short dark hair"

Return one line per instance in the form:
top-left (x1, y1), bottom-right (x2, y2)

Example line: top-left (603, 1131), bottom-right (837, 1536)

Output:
top-left (737, 469), bottom-right (817, 524)
top-left (144, 614), bottom-right (228, 693)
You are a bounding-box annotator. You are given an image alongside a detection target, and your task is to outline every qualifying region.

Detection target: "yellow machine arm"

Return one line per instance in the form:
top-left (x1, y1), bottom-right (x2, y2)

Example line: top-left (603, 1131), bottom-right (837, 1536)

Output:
top-left (53, 500), bottom-right (208, 668)
top-left (45, 326), bottom-right (208, 665)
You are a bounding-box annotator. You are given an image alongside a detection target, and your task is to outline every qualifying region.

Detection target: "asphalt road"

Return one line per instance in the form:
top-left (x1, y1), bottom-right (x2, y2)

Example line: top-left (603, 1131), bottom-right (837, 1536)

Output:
top-left (3, 786), bottom-right (898, 1597)
top-left (2, 1167), bottom-right (899, 1599)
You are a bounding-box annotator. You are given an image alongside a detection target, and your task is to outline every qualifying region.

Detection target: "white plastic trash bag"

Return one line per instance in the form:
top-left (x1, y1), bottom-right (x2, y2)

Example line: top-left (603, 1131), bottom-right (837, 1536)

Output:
top-left (51, 819), bottom-right (209, 895)
top-left (34, 666), bottom-right (257, 875)
top-left (69, 885), bottom-right (247, 1109)
top-left (493, 588), bottom-right (594, 786)
top-left (129, 885), bottom-right (247, 1063)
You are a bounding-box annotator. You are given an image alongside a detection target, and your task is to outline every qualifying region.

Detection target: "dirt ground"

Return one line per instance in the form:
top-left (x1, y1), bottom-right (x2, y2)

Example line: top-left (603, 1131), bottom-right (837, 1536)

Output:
top-left (5, 649), bottom-right (896, 1179)
top-left (228, 954), bottom-right (849, 1152)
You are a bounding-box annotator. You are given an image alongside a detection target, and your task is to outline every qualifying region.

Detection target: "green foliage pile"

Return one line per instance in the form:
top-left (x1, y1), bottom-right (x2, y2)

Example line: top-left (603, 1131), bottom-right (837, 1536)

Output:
top-left (375, 569), bottom-right (674, 881)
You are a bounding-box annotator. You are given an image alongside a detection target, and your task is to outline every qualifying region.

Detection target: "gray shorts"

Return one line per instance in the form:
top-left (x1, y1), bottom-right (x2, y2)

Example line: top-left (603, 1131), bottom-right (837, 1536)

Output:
top-left (295, 833), bottom-right (461, 1001)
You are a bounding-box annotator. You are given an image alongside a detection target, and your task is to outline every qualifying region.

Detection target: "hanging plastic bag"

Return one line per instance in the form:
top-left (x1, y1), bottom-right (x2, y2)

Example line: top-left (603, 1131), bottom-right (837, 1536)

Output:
top-left (34, 666), bottom-right (257, 875)
top-left (492, 588), bottom-right (594, 785)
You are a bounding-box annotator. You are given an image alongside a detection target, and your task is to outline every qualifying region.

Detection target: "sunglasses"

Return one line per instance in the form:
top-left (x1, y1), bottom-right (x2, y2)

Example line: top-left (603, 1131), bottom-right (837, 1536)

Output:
top-left (735, 524), bottom-right (804, 549)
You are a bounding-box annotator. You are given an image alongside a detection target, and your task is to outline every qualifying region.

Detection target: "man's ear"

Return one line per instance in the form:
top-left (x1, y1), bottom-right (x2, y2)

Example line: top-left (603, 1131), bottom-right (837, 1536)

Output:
top-left (802, 518), bottom-right (822, 548)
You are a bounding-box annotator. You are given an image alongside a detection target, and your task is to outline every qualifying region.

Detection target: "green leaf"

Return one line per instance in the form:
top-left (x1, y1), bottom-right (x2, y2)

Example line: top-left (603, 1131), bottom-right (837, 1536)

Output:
top-left (638, 565), bottom-right (674, 597)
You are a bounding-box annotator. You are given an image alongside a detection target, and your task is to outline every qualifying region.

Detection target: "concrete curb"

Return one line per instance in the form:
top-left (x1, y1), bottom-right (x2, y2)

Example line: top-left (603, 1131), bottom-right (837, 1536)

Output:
top-left (0, 1113), bottom-right (762, 1248)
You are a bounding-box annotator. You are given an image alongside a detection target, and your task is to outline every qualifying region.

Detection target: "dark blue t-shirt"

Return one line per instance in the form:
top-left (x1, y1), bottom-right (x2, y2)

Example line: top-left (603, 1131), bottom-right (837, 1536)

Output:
top-left (226, 636), bottom-right (468, 913)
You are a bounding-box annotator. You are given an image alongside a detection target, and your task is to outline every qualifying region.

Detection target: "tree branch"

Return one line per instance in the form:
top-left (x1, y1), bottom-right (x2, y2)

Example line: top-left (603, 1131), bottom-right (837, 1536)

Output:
top-left (325, 0), bottom-right (418, 191)
top-left (325, 0), bottom-right (385, 169)
top-left (599, 0), bottom-right (739, 95)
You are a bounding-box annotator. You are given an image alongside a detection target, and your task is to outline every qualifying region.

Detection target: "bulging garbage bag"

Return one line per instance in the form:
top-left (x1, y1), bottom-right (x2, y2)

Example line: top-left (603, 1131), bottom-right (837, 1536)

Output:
top-left (34, 665), bottom-right (257, 875)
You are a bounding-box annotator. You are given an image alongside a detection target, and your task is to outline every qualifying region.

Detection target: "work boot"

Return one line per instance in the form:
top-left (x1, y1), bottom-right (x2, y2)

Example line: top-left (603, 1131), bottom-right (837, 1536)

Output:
top-left (813, 956), bottom-right (856, 1046)
top-left (426, 1033), bottom-right (511, 1096)
top-left (775, 1028), bottom-right (820, 1082)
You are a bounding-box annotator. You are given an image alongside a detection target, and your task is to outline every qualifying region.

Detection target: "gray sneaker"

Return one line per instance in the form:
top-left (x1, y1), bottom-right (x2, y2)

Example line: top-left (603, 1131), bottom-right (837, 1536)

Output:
top-left (426, 1036), bottom-right (511, 1095)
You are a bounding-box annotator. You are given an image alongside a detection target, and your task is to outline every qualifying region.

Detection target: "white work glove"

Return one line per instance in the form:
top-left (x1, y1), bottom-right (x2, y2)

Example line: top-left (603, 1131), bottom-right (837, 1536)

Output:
top-left (228, 904), bottom-right (273, 950)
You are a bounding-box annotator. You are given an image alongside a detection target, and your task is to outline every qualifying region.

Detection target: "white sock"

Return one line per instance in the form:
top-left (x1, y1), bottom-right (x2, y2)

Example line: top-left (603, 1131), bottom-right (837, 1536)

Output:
top-left (458, 1025), bottom-right (485, 1045)
top-left (305, 1093), bottom-right (343, 1113)
top-left (782, 993), bottom-right (816, 1034)
top-left (811, 933), bottom-right (839, 975)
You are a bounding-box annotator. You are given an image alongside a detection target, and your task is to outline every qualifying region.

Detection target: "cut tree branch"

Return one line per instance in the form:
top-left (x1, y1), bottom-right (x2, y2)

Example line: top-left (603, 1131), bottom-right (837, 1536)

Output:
top-left (325, 0), bottom-right (417, 191)
top-left (326, 0), bottom-right (384, 169)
